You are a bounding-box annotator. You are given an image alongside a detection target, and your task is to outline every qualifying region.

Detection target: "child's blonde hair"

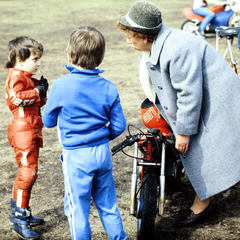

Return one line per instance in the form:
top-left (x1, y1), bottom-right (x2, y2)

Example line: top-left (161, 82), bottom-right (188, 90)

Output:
top-left (66, 26), bottom-right (105, 69)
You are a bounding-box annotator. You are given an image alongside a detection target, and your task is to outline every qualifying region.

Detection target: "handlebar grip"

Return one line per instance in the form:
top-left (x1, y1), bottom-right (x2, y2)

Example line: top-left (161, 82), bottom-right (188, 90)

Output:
top-left (165, 138), bottom-right (174, 146)
top-left (111, 134), bottom-right (141, 155)
top-left (111, 141), bottom-right (126, 153)
top-left (158, 134), bottom-right (185, 158)
top-left (158, 134), bottom-right (174, 147)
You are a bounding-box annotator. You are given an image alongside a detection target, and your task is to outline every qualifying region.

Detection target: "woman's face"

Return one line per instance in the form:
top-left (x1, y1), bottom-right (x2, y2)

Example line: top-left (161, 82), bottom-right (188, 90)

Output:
top-left (124, 30), bottom-right (151, 51)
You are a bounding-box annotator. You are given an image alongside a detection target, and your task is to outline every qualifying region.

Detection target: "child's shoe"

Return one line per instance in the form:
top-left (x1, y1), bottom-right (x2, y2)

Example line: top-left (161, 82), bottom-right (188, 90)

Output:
top-left (12, 206), bottom-right (39, 239)
top-left (10, 199), bottom-right (44, 226)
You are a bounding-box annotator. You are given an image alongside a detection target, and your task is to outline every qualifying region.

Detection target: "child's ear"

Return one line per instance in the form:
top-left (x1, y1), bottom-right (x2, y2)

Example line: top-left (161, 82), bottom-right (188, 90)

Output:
top-left (67, 53), bottom-right (72, 63)
top-left (16, 57), bottom-right (23, 66)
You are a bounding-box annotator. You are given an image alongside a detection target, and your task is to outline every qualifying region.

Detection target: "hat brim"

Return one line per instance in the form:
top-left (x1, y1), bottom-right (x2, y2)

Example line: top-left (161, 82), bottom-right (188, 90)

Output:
top-left (119, 14), bottom-right (161, 35)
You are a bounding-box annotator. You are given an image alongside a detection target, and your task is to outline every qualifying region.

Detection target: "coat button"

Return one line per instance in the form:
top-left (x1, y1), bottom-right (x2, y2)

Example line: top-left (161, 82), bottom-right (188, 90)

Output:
top-left (173, 121), bottom-right (176, 125)
top-left (158, 86), bottom-right (163, 90)
top-left (163, 106), bottom-right (168, 110)
top-left (150, 66), bottom-right (155, 70)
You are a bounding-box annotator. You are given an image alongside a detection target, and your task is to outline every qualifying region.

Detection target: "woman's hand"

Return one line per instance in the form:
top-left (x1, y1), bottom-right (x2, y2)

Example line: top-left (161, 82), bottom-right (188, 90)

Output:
top-left (175, 134), bottom-right (189, 153)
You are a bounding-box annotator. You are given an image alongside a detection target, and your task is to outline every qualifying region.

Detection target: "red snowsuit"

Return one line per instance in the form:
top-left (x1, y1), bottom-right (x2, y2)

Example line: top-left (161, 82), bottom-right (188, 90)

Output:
top-left (5, 68), bottom-right (46, 209)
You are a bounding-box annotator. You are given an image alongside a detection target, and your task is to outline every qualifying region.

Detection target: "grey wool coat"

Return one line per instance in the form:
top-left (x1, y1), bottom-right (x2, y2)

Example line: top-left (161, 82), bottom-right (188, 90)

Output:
top-left (146, 24), bottom-right (240, 200)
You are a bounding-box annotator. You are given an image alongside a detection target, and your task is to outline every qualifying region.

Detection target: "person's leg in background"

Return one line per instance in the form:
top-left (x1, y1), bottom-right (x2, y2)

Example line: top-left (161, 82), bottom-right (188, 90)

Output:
top-left (193, 7), bottom-right (215, 38)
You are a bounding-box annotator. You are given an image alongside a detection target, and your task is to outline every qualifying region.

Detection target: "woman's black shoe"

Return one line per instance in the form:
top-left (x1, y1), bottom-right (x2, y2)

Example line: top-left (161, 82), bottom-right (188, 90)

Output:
top-left (175, 203), bottom-right (213, 227)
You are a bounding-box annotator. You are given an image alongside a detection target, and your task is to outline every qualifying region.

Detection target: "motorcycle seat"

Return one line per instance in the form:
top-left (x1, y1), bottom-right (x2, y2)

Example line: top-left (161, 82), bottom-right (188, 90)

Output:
top-left (215, 26), bottom-right (240, 38)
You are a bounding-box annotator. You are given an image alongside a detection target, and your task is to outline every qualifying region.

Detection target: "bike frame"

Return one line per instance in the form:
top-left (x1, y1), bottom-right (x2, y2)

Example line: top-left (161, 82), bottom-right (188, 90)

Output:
top-left (216, 26), bottom-right (240, 74)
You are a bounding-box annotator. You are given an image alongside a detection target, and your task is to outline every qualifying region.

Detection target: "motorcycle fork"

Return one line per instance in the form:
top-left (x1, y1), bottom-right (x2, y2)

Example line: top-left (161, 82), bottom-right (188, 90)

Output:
top-left (141, 139), bottom-right (166, 216)
top-left (140, 140), bottom-right (153, 183)
top-left (130, 139), bottom-right (155, 215)
top-left (130, 141), bottom-right (139, 215)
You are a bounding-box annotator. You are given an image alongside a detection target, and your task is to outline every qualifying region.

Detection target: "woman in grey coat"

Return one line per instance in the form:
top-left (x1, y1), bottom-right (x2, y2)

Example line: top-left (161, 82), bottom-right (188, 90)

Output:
top-left (116, 1), bottom-right (240, 227)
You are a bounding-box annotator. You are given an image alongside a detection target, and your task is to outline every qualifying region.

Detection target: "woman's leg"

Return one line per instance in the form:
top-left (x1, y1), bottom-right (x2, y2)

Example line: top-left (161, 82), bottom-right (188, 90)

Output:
top-left (175, 194), bottom-right (214, 227)
top-left (190, 194), bottom-right (213, 214)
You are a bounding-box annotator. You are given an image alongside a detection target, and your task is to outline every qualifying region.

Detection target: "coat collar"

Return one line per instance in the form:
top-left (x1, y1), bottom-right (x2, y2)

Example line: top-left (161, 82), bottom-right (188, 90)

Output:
top-left (149, 24), bottom-right (171, 65)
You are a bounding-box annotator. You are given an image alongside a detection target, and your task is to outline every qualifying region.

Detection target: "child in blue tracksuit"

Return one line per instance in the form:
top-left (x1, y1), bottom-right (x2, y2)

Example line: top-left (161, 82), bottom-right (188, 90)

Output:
top-left (42, 26), bottom-right (127, 240)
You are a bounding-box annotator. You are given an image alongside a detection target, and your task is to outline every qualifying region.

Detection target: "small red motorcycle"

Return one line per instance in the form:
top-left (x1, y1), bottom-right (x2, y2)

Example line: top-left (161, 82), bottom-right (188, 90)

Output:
top-left (112, 98), bottom-right (185, 239)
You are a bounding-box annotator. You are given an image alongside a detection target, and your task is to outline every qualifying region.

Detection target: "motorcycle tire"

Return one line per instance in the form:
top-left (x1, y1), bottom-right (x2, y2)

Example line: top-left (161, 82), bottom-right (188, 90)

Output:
top-left (181, 20), bottom-right (198, 34)
top-left (137, 174), bottom-right (157, 240)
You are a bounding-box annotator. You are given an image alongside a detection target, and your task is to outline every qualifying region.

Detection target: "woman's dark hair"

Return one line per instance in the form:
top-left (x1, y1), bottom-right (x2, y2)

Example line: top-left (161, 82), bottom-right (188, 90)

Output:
top-left (115, 20), bottom-right (157, 43)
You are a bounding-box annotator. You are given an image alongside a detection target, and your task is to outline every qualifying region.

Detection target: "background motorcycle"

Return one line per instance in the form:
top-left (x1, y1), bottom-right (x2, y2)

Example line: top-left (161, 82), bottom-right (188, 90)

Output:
top-left (181, 0), bottom-right (240, 35)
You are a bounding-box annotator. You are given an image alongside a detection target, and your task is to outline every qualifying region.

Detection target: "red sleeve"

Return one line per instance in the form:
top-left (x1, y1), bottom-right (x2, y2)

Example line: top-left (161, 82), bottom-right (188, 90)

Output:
top-left (7, 74), bottom-right (41, 106)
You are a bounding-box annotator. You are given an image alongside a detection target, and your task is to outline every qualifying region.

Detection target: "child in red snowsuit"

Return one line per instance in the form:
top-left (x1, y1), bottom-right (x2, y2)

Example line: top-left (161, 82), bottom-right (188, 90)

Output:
top-left (5, 36), bottom-right (48, 240)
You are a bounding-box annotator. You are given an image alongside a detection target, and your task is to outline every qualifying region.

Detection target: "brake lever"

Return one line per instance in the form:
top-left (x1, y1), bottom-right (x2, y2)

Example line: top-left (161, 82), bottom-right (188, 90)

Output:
top-left (158, 134), bottom-right (186, 158)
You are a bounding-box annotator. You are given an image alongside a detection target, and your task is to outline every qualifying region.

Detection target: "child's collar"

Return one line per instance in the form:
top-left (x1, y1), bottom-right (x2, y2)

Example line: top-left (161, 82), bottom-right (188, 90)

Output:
top-left (63, 64), bottom-right (104, 74)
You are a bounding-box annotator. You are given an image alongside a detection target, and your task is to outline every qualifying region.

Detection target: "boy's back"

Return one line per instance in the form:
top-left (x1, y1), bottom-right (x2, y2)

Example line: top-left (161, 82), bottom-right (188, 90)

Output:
top-left (42, 65), bottom-right (126, 149)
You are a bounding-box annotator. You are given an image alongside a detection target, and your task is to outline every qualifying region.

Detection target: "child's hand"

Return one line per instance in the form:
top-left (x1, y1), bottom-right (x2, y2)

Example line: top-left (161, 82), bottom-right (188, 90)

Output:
top-left (39, 76), bottom-right (49, 91)
top-left (35, 85), bottom-right (46, 98)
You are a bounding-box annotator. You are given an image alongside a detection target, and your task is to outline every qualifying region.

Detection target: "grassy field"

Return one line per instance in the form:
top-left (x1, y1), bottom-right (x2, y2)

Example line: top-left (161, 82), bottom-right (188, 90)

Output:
top-left (0, 0), bottom-right (240, 239)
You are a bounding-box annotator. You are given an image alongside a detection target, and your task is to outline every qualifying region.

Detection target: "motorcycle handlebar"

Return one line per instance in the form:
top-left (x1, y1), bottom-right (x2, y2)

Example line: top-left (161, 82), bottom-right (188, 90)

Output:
top-left (111, 131), bottom-right (186, 158)
top-left (158, 134), bottom-right (185, 158)
top-left (158, 134), bottom-right (174, 146)
top-left (111, 134), bottom-right (141, 155)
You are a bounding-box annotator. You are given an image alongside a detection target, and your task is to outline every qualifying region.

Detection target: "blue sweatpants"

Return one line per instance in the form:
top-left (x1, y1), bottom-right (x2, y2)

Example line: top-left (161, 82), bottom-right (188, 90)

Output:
top-left (61, 142), bottom-right (127, 240)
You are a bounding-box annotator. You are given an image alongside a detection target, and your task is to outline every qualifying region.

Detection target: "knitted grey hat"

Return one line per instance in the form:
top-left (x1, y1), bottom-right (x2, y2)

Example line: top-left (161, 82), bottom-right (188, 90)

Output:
top-left (119, 1), bottom-right (162, 35)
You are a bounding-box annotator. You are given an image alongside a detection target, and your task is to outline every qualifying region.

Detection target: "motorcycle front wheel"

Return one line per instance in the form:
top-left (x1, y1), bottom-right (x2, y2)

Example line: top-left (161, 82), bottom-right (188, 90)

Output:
top-left (181, 20), bottom-right (198, 34)
top-left (228, 13), bottom-right (240, 27)
top-left (137, 174), bottom-right (157, 240)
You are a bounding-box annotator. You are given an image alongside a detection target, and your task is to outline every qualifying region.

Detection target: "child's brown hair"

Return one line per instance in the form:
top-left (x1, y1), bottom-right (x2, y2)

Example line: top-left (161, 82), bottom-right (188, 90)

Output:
top-left (66, 26), bottom-right (105, 69)
top-left (5, 36), bottom-right (43, 69)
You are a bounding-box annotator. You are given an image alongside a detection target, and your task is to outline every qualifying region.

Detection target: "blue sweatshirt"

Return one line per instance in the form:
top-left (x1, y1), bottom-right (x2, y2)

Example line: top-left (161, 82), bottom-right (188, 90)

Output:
top-left (42, 65), bottom-right (126, 149)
